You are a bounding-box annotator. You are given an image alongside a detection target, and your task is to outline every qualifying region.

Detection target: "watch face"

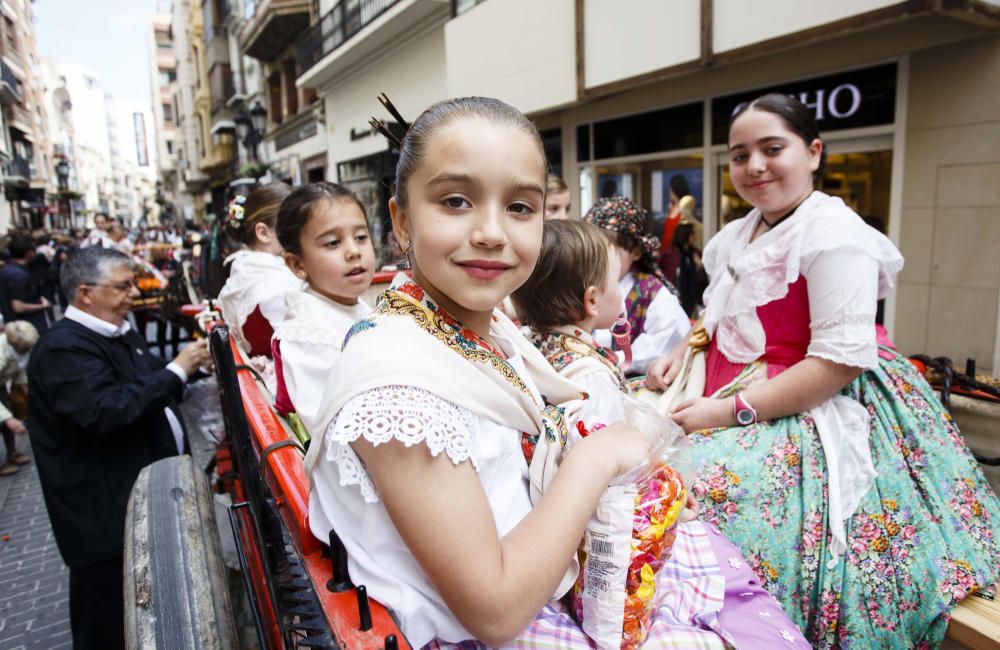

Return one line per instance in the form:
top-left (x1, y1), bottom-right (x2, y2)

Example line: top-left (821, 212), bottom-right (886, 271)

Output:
top-left (736, 409), bottom-right (754, 425)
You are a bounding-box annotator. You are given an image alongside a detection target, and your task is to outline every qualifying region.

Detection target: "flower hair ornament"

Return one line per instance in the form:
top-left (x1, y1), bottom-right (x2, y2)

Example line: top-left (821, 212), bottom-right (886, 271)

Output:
top-left (227, 195), bottom-right (246, 228)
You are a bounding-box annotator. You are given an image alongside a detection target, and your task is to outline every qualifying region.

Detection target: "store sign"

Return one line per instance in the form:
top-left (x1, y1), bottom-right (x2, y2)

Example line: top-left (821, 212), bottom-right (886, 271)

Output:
top-left (711, 63), bottom-right (896, 144)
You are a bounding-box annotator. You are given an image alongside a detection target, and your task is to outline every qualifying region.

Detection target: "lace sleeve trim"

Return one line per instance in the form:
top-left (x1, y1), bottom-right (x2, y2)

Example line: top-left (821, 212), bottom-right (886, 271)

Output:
top-left (323, 385), bottom-right (480, 503)
top-left (811, 313), bottom-right (875, 331)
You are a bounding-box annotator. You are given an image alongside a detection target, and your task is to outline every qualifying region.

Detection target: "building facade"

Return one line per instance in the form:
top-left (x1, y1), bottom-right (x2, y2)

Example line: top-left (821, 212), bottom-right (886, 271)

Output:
top-left (0, 0), bottom-right (53, 232)
top-left (293, 0), bottom-right (1000, 373)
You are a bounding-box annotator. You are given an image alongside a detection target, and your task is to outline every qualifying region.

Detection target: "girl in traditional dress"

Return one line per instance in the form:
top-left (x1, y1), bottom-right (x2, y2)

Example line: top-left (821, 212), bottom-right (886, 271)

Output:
top-left (217, 183), bottom-right (301, 358)
top-left (586, 197), bottom-right (690, 375)
top-left (271, 182), bottom-right (375, 430)
top-left (304, 96), bottom-right (790, 649)
top-left (646, 93), bottom-right (1000, 648)
top-left (514, 218), bottom-right (808, 648)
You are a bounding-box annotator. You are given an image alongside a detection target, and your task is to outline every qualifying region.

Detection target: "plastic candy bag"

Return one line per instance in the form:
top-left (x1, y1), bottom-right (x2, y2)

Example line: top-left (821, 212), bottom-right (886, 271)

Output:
top-left (570, 398), bottom-right (692, 650)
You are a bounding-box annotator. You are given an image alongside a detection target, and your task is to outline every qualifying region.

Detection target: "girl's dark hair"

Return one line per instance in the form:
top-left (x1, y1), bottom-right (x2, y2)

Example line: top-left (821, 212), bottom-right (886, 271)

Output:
top-left (275, 181), bottom-right (368, 255)
top-left (224, 183), bottom-right (291, 246)
top-left (671, 221), bottom-right (695, 248)
top-left (512, 220), bottom-right (611, 330)
top-left (393, 97), bottom-right (547, 207)
top-left (730, 93), bottom-right (827, 182)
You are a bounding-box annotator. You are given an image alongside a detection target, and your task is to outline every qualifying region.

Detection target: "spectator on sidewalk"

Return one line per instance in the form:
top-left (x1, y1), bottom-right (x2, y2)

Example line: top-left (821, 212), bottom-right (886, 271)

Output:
top-left (27, 246), bottom-right (211, 650)
top-left (0, 235), bottom-right (52, 333)
top-left (0, 321), bottom-right (36, 476)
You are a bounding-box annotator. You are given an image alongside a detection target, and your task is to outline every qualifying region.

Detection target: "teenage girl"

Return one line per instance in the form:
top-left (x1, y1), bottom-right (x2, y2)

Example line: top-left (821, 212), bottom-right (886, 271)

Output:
top-left (586, 196), bottom-right (691, 375)
top-left (217, 183), bottom-right (302, 358)
top-left (270, 182), bottom-right (375, 430)
top-left (301, 97), bottom-right (672, 648)
top-left (647, 93), bottom-right (1000, 647)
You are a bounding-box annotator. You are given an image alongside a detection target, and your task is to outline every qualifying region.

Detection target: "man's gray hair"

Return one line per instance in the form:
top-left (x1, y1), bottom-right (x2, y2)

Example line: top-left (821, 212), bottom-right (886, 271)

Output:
top-left (61, 247), bottom-right (134, 303)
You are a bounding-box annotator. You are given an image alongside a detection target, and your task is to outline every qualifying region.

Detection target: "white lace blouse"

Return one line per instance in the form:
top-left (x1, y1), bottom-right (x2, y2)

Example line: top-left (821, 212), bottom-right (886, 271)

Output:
top-left (275, 290), bottom-right (369, 431)
top-left (216, 249), bottom-right (303, 353)
top-left (308, 337), bottom-right (542, 648)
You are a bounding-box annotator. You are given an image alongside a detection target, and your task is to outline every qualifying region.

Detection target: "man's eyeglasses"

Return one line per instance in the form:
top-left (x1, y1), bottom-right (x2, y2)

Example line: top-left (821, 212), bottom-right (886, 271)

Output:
top-left (82, 280), bottom-right (137, 292)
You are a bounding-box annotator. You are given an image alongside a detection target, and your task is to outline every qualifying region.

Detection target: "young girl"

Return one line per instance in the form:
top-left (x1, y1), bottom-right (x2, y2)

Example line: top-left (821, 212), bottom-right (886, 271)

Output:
top-left (271, 182), bottom-right (375, 430)
top-left (216, 183), bottom-right (302, 358)
top-left (514, 219), bottom-right (808, 649)
top-left (586, 196), bottom-right (690, 375)
top-left (302, 97), bottom-right (726, 648)
top-left (647, 93), bottom-right (1000, 648)
top-left (543, 174), bottom-right (572, 220)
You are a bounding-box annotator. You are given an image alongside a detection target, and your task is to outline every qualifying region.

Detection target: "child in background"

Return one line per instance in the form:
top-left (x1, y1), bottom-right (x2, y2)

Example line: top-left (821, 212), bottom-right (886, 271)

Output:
top-left (217, 183), bottom-right (302, 358)
top-left (0, 321), bottom-right (37, 476)
top-left (513, 218), bottom-right (808, 649)
top-left (543, 174), bottom-right (572, 220)
top-left (585, 196), bottom-right (690, 375)
top-left (271, 182), bottom-right (375, 431)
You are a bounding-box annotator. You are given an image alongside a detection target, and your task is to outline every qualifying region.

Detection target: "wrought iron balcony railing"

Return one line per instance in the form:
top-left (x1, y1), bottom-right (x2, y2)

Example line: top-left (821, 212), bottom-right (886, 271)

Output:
top-left (296, 0), bottom-right (400, 76)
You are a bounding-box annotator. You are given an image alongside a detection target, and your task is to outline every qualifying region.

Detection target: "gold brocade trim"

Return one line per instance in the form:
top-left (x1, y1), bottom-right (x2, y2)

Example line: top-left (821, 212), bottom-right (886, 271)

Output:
top-left (376, 290), bottom-right (531, 397)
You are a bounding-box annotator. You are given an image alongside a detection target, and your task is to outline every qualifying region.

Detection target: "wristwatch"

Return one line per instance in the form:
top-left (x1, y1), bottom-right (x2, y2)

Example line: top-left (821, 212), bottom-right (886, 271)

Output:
top-left (733, 393), bottom-right (758, 426)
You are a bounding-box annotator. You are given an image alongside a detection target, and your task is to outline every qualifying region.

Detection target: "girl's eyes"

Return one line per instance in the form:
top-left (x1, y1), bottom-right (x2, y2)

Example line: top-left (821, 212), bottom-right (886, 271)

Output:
top-left (730, 152), bottom-right (747, 163)
top-left (508, 202), bottom-right (534, 215)
top-left (443, 196), bottom-right (470, 209)
top-left (323, 239), bottom-right (340, 247)
top-left (355, 234), bottom-right (369, 242)
top-left (766, 144), bottom-right (784, 155)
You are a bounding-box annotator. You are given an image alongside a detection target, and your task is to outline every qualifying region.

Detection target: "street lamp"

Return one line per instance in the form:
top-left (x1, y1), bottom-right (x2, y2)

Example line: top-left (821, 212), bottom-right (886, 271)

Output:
top-left (234, 100), bottom-right (268, 163)
top-left (54, 158), bottom-right (71, 229)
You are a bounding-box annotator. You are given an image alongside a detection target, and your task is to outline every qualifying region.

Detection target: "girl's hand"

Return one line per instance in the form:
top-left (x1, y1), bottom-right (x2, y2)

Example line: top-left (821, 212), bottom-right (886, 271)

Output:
top-left (679, 490), bottom-right (700, 523)
top-left (645, 350), bottom-right (685, 392)
top-left (670, 397), bottom-right (734, 434)
top-left (4, 417), bottom-right (26, 435)
top-left (582, 421), bottom-right (654, 479)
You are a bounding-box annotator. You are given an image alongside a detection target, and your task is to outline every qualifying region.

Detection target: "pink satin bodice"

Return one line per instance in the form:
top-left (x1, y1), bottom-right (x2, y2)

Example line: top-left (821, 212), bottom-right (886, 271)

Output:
top-left (704, 275), bottom-right (811, 396)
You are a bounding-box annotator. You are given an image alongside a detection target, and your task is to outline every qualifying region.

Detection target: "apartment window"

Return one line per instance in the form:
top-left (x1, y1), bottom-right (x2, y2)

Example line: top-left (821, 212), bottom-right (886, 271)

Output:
top-left (282, 58), bottom-right (298, 117)
top-left (5, 18), bottom-right (17, 55)
top-left (166, 140), bottom-right (174, 155)
top-left (163, 103), bottom-right (174, 123)
top-left (159, 69), bottom-right (177, 86)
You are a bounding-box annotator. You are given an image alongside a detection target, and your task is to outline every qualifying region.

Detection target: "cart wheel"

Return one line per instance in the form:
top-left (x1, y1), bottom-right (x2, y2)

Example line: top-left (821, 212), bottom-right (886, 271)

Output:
top-left (125, 455), bottom-right (238, 649)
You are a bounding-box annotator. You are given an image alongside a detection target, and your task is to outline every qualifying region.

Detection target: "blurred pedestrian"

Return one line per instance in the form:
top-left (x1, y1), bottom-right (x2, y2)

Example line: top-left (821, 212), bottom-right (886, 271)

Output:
top-left (0, 321), bottom-right (37, 475)
top-left (0, 235), bottom-right (52, 332)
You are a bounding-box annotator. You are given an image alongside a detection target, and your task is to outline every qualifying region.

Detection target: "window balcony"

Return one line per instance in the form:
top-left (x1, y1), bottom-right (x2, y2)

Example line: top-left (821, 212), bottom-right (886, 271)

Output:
top-left (2, 157), bottom-right (31, 186)
top-left (296, 0), bottom-right (448, 90)
top-left (239, 0), bottom-right (312, 62)
top-left (0, 58), bottom-right (21, 105)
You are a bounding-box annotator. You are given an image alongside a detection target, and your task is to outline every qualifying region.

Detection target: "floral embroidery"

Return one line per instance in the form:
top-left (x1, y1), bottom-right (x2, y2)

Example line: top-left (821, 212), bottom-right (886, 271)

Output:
top-left (528, 329), bottom-right (626, 390)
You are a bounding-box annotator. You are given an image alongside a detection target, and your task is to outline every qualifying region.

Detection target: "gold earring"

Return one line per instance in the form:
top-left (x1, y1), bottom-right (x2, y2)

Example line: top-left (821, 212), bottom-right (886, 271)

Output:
top-left (403, 240), bottom-right (413, 256)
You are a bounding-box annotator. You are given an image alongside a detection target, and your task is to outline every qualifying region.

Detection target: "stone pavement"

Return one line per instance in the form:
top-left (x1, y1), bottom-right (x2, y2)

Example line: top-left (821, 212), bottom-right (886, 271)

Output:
top-left (0, 443), bottom-right (71, 650)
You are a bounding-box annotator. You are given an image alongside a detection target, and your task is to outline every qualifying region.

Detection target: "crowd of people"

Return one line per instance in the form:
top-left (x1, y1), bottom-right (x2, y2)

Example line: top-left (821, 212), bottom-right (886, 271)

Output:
top-left (5, 91), bottom-right (997, 650)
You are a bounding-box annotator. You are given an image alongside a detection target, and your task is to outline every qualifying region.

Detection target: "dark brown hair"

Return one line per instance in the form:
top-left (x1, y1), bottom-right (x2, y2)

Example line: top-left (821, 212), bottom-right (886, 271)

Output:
top-left (275, 181), bottom-right (368, 255)
top-left (512, 219), bottom-right (612, 330)
top-left (393, 97), bottom-right (547, 208)
top-left (224, 183), bottom-right (291, 246)
top-left (730, 93), bottom-right (827, 182)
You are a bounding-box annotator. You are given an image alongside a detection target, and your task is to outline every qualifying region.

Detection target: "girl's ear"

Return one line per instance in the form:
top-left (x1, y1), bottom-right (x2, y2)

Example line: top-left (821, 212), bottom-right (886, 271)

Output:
top-left (283, 251), bottom-right (307, 280)
top-left (807, 138), bottom-right (823, 173)
top-left (582, 285), bottom-right (599, 319)
top-left (254, 221), bottom-right (275, 246)
top-left (629, 246), bottom-right (642, 262)
top-left (388, 197), bottom-right (411, 250)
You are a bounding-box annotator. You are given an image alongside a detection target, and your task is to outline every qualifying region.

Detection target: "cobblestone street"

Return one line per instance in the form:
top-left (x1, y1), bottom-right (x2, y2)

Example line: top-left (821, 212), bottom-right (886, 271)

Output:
top-left (0, 445), bottom-right (71, 650)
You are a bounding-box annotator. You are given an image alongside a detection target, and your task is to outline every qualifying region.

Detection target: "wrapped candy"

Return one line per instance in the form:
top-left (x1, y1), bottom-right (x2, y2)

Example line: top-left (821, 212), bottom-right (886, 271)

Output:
top-left (568, 399), bottom-right (691, 650)
top-left (570, 463), bottom-right (686, 650)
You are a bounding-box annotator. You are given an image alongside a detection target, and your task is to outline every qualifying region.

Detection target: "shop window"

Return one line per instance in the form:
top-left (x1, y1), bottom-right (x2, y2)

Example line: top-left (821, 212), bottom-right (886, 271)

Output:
top-left (592, 102), bottom-right (701, 160)
top-left (539, 128), bottom-right (561, 178)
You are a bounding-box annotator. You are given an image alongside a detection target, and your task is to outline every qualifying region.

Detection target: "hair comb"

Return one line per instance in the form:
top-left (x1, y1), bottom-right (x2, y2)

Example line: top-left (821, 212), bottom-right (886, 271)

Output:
top-left (368, 92), bottom-right (409, 147)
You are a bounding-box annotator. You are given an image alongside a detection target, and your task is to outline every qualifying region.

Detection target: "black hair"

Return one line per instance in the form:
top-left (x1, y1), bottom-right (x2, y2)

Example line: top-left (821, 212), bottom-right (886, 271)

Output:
top-left (275, 182), bottom-right (368, 255)
top-left (8, 236), bottom-right (33, 260)
top-left (393, 97), bottom-right (546, 208)
top-left (730, 93), bottom-right (827, 182)
top-left (671, 222), bottom-right (695, 248)
top-left (669, 174), bottom-right (690, 199)
top-left (224, 183), bottom-right (291, 246)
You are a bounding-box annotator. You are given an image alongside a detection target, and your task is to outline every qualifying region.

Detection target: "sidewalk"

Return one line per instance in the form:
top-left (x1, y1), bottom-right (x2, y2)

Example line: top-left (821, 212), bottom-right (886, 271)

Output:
top-left (0, 445), bottom-right (71, 650)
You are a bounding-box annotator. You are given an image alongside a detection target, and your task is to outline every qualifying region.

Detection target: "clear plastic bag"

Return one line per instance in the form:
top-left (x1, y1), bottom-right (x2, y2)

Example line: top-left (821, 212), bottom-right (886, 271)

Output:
top-left (178, 375), bottom-right (225, 445)
top-left (570, 397), bottom-right (692, 650)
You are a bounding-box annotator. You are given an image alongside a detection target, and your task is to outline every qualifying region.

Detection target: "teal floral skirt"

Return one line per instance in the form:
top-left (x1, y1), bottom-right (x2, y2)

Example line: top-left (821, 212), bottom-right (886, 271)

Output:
top-left (689, 349), bottom-right (1000, 648)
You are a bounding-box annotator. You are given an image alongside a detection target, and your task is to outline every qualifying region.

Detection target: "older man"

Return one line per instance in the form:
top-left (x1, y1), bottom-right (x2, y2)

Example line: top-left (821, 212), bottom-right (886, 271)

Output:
top-left (27, 246), bottom-right (211, 650)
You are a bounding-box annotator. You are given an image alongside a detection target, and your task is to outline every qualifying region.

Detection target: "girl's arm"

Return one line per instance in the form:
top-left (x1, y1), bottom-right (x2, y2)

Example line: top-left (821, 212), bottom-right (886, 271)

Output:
top-left (672, 247), bottom-right (879, 432)
top-left (352, 421), bottom-right (650, 646)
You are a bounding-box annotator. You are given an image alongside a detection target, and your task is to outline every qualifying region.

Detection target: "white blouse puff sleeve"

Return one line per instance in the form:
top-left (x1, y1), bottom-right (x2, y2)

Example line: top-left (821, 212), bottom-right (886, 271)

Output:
top-left (308, 384), bottom-right (535, 648)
